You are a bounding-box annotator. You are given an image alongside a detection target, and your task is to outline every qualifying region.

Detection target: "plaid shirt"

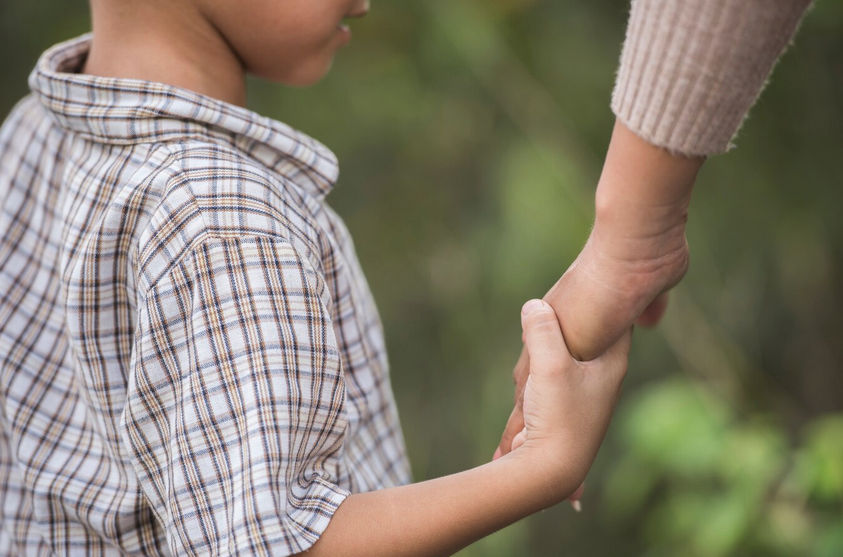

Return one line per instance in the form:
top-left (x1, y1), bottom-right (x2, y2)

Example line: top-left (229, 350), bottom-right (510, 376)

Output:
top-left (0, 35), bottom-right (410, 556)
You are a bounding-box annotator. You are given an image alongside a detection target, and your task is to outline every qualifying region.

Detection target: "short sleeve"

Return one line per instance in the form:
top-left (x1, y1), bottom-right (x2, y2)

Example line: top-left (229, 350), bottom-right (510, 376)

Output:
top-left (124, 235), bottom-right (349, 556)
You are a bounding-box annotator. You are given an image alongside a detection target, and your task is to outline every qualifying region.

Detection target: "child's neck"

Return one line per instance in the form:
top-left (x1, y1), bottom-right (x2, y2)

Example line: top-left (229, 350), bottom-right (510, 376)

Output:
top-left (83, 1), bottom-right (248, 107)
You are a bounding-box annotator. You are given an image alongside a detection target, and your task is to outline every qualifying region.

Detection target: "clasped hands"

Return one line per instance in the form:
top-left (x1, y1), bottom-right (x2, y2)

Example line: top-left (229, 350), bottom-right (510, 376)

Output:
top-left (490, 120), bottom-right (701, 510)
top-left (492, 219), bottom-right (689, 505)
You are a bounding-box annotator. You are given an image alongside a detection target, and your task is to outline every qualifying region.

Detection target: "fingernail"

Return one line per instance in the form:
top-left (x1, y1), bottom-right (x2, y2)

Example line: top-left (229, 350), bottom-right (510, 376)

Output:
top-left (570, 500), bottom-right (582, 513)
top-left (521, 299), bottom-right (544, 315)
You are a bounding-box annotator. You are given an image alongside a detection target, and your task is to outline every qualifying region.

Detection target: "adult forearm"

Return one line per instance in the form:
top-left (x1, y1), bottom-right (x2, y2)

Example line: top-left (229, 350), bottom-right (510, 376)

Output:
top-left (543, 120), bottom-right (703, 361)
top-left (592, 120), bottom-right (702, 258)
top-left (305, 448), bottom-right (573, 557)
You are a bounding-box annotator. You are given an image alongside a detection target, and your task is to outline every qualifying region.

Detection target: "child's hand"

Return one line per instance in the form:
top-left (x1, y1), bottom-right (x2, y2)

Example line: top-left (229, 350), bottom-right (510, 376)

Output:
top-left (301, 299), bottom-right (628, 556)
top-left (504, 299), bottom-right (631, 498)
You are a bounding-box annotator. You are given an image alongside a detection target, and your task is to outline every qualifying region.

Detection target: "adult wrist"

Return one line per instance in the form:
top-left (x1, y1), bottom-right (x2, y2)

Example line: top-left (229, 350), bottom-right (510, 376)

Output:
top-left (594, 176), bottom-right (690, 232)
top-left (593, 154), bottom-right (694, 240)
top-left (592, 120), bottom-right (702, 259)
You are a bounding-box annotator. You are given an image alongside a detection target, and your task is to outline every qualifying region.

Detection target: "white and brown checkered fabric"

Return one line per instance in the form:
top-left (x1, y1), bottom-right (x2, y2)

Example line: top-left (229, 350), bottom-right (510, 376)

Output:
top-left (0, 35), bottom-right (411, 556)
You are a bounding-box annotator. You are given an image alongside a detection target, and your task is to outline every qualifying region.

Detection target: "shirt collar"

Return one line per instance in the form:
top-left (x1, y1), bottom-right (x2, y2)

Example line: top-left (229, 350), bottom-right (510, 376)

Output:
top-left (28, 34), bottom-right (339, 199)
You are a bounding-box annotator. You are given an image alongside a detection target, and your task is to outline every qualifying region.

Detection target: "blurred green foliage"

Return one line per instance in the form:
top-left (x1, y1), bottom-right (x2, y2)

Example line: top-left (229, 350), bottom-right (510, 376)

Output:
top-left (609, 379), bottom-right (843, 556)
top-left (2, 0), bottom-right (843, 555)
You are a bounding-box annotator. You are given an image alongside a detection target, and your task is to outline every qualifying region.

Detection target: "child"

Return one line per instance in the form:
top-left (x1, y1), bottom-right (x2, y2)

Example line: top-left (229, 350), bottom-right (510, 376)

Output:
top-left (0, 0), bottom-right (631, 555)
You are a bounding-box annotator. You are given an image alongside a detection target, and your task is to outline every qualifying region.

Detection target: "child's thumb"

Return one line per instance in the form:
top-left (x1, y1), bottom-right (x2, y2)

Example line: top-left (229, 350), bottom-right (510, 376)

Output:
top-left (521, 299), bottom-right (570, 373)
top-left (510, 427), bottom-right (527, 452)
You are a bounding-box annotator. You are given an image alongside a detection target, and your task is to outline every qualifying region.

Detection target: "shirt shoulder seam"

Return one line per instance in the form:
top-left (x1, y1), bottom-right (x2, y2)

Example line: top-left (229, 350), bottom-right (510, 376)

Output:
top-left (137, 141), bottom-right (327, 299)
top-left (142, 232), bottom-right (329, 310)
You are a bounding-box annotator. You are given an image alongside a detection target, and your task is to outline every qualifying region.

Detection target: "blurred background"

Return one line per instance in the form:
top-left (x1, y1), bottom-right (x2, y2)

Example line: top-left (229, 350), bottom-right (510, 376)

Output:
top-left (3, 0), bottom-right (843, 555)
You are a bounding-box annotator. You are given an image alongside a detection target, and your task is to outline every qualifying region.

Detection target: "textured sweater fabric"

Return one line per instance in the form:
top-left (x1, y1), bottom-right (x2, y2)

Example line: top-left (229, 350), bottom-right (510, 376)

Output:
top-left (612, 0), bottom-right (813, 157)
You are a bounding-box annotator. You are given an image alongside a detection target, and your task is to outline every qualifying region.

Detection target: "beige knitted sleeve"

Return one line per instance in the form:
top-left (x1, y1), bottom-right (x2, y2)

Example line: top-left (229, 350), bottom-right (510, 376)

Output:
top-left (612, 0), bottom-right (813, 157)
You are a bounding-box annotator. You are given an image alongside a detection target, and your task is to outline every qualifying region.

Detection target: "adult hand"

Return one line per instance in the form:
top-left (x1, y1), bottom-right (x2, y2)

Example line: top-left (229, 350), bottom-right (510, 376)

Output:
top-left (495, 225), bottom-right (687, 463)
top-left (495, 120), bottom-right (703, 465)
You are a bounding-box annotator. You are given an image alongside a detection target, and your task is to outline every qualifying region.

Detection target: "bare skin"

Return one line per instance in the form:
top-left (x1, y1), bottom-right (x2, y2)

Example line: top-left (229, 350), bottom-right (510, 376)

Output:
top-left (82, 1), bottom-right (634, 554)
top-left (496, 120), bottom-right (704, 461)
top-left (553, 120), bottom-right (701, 360)
top-left (307, 302), bottom-right (631, 557)
top-left (84, 0), bottom-right (371, 105)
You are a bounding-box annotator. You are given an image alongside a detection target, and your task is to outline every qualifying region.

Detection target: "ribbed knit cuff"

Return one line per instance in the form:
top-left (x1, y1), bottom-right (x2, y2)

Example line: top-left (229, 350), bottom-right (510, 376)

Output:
top-left (612, 0), bottom-right (812, 157)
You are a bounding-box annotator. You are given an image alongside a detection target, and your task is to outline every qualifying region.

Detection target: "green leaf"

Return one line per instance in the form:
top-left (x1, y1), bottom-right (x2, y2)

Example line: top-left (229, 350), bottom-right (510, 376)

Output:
top-left (622, 378), bottom-right (731, 476)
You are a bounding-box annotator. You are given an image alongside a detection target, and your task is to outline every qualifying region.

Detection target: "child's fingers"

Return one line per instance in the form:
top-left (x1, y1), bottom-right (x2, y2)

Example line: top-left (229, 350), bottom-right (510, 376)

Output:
top-left (521, 299), bottom-right (571, 376)
top-left (636, 292), bottom-right (670, 327)
top-left (569, 482), bottom-right (585, 501)
top-left (594, 326), bottom-right (633, 378)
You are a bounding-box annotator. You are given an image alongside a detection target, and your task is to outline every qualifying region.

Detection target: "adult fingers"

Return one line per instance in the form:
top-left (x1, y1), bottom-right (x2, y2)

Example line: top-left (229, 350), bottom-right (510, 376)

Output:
top-left (495, 405), bottom-right (524, 460)
top-left (511, 345), bottom-right (529, 404)
top-left (496, 331), bottom-right (530, 460)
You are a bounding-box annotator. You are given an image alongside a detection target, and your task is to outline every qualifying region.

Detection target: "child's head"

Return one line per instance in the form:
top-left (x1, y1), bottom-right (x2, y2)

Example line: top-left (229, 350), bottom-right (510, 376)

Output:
top-left (89, 0), bottom-right (369, 87)
top-left (194, 0), bottom-right (369, 85)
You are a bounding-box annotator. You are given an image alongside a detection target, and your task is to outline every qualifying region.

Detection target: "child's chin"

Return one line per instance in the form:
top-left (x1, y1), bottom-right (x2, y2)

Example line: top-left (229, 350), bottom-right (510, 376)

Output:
top-left (257, 58), bottom-right (336, 88)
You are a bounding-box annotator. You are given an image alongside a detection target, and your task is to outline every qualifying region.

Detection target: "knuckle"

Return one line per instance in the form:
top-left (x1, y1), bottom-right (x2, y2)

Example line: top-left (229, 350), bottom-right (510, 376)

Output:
top-left (525, 307), bottom-right (555, 323)
top-left (525, 312), bottom-right (558, 333)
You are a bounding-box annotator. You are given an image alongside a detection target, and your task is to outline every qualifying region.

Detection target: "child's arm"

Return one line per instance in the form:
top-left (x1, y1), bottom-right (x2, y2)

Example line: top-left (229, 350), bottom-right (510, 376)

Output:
top-left (304, 451), bottom-right (562, 556)
top-left (305, 300), bottom-right (631, 556)
top-left (134, 237), bottom-right (626, 556)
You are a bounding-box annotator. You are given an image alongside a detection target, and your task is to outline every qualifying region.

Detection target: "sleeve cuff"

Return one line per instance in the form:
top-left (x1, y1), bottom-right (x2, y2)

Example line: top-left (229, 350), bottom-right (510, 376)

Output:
top-left (233, 477), bottom-right (351, 556)
top-left (611, 0), bottom-right (812, 157)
